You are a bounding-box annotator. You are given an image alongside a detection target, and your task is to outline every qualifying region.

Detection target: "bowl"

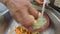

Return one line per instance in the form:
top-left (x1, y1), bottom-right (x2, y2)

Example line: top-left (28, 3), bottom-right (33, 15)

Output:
top-left (27, 12), bottom-right (50, 32)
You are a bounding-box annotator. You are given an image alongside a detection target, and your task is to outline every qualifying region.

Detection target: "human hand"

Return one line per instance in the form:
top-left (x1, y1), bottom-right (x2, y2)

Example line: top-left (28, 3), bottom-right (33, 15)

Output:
top-left (6, 0), bottom-right (40, 29)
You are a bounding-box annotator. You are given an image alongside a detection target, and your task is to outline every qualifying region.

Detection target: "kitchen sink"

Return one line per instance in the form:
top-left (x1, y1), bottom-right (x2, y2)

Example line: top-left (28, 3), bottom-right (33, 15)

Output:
top-left (0, 3), bottom-right (60, 34)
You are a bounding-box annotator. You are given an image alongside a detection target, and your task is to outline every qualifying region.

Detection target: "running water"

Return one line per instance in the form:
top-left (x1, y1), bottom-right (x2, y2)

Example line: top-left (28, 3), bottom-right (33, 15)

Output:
top-left (41, 0), bottom-right (47, 17)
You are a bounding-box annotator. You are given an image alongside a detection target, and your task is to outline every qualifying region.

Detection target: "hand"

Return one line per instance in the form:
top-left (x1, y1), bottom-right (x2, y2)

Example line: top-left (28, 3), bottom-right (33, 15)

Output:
top-left (6, 0), bottom-right (39, 29)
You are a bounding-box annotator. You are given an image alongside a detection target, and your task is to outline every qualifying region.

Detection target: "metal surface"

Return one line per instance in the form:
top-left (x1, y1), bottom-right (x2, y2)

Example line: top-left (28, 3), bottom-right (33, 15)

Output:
top-left (45, 6), bottom-right (60, 34)
top-left (5, 19), bottom-right (21, 34)
top-left (0, 3), bottom-right (12, 34)
top-left (41, 27), bottom-right (55, 34)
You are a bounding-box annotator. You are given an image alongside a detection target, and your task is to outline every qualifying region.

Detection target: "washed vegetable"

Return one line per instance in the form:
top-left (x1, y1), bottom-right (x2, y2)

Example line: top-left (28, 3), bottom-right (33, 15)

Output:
top-left (32, 15), bottom-right (47, 29)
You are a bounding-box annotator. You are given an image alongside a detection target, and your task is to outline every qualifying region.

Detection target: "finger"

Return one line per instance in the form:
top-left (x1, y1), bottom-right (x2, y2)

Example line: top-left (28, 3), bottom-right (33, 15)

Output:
top-left (7, 0), bottom-right (35, 28)
top-left (35, 0), bottom-right (43, 4)
top-left (28, 3), bottom-right (39, 19)
top-left (10, 6), bottom-right (36, 27)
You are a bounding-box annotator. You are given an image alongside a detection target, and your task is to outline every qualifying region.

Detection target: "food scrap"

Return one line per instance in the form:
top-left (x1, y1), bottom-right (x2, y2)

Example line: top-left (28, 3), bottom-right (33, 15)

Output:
top-left (14, 26), bottom-right (31, 34)
top-left (14, 26), bottom-right (40, 34)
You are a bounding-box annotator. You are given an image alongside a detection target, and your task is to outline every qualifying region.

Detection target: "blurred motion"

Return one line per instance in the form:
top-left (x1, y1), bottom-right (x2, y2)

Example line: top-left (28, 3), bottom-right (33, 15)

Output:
top-left (0, 0), bottom-right (60, 34)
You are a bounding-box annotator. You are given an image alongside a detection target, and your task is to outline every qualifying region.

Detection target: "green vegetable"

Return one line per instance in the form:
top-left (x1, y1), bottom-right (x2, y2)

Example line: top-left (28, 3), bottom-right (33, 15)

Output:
top-left (32, 16), bottom-right (47, 29)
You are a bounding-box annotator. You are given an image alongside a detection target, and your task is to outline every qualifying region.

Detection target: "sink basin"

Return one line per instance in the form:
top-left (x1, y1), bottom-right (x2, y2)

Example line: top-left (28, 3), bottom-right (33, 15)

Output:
top-left (4, 5), bottom-right (57, 34)
top-left (0, 2), bottom-right (60, 34)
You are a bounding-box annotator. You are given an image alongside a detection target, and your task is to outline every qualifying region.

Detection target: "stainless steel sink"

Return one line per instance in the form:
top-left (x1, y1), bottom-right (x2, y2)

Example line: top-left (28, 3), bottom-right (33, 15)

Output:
top-left (0, 3), bottom-right (12, 34)
top-left (0, 2), bottom-right (60, 34)
top-left (45, 6), bottom-right (60, 34)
